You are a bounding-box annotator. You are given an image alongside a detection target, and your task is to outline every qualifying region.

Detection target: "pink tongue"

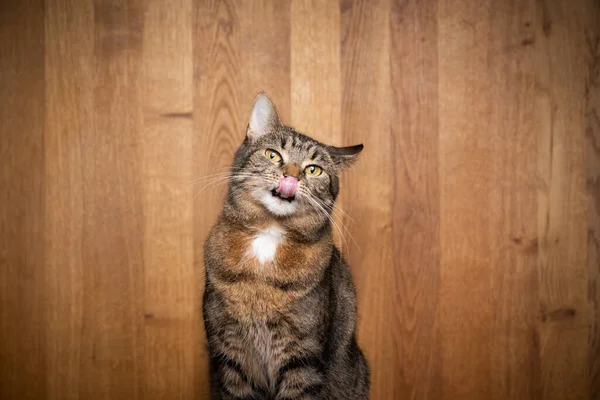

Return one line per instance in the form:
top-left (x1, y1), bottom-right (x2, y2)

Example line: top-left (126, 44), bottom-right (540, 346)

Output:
top-left (276, 176), bottom-right (298, 198)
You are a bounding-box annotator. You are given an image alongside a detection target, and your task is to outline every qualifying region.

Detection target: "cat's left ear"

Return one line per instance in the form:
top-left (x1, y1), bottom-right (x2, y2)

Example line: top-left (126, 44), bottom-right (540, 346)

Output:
top-left (246, 92), bottom-right (281, 141)
top-left (329, 144), bottom-right (364, 169)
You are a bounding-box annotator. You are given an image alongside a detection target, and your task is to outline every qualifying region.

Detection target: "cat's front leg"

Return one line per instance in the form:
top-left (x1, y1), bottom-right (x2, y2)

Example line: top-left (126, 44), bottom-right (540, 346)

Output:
top-left (275, 356), bottom-right (325, 400)
top-left (210, 355), bottom-right (267, 400)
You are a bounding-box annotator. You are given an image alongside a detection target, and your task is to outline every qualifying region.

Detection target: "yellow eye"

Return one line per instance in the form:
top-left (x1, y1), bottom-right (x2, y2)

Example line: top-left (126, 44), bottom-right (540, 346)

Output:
top-left (264, 149), bottom-right (282, 163)
top-left (304, 165), bottom-right (322, 177)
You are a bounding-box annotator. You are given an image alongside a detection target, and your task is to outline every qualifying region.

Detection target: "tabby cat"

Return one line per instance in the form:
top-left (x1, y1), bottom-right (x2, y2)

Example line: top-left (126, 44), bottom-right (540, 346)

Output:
top-left (202, 92), bottom-right (369, 400)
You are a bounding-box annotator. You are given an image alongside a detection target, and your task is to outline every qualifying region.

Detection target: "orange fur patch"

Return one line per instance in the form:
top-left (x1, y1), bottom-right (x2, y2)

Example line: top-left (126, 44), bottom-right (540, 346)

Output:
top-left (207, 221), bottom-right (331, 320)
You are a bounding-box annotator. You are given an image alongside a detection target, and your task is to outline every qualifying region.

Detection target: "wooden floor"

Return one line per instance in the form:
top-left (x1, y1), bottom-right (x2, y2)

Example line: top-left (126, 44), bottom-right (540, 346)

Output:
top-left (1, 0), bottom-right (599, 399)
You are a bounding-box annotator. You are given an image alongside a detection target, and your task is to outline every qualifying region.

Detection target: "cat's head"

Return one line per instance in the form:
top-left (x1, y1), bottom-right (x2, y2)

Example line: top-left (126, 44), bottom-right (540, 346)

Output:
top-left (226, 92), bottom-right (363, 223)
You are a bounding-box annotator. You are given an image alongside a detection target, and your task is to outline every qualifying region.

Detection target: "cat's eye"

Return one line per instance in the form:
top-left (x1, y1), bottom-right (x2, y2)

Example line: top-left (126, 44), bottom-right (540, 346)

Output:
top-left (304, 165), bottom-right (323, 177)
top-left (264, 149), bottom-right (282, 163)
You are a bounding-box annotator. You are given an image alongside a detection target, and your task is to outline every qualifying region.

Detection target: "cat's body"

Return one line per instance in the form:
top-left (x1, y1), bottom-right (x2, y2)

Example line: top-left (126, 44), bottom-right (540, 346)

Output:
top-left (202, 93), bottom-right (369, 399)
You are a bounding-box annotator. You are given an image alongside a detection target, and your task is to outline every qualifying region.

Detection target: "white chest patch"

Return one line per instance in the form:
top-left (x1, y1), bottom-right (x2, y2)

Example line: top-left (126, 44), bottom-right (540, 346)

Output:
top-left (250, 226), bottom-right (284, 264)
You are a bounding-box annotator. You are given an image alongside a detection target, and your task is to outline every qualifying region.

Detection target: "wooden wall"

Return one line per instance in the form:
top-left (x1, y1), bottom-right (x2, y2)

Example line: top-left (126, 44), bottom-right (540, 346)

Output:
top-left (1, 0), bottom-right (599, 399)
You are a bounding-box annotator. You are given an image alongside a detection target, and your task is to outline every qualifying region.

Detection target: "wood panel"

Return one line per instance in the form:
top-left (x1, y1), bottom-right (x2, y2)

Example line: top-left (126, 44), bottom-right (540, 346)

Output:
top-left (141, 0), bottom-right (195, 398)
top-left (44, 0), bottom-right (91, 398)
top-left (585, 0), bottom-right (600, 397)
top-left (79, 0), bottom-right (146, 398)
top-left (485, 3), bottom-right (540, 398)
top-left (534, 2), bottom-right (589, 399)
top-left (389, 0), bottom-right (442, 397)
top-left (438, 1), bottom-right (497, 396)
top-left (0, 0), bottom-right (599, 399)
top-left (0, 1), bottom-right (46, 399)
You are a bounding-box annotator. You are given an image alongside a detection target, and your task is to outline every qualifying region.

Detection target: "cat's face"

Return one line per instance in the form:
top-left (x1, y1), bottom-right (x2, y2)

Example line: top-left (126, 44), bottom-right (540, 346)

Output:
top-left (227, 93), bottom-right (362, 220)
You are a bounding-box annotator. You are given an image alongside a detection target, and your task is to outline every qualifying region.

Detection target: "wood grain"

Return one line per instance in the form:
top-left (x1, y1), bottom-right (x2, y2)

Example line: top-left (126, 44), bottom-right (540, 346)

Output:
top-left (484, 3), bottom-right (540, 398)
top-left (389, 0), bottom-right (442, 398)
top-left (0, 1), bottom-right (46, 399)
top-left (291, 0), bottom-right (341, 141)
top-left (0, 0), bottom-right (599, 399)
top-left (44, 0), bottom-right (92, 398)
top-left (586, 0), bottom-right (600, 397)
top-left (438, 1), bottom-right (496, 396)
top-left (78, 0), bottom-right (145, 397)
top-left (535, 2), bottom-right (589, 399)
top-left (141, 1), bottom-right (194, 398)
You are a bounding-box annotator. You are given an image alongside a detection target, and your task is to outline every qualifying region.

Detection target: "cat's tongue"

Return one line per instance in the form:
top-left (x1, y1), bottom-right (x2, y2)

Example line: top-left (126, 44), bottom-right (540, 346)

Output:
top-left (276, 176), bottom-right (298, 198)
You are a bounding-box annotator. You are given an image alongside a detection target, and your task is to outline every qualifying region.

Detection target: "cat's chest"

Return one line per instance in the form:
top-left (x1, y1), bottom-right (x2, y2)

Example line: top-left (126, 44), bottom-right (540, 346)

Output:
top-left (248, 225), bottom-right (285, 265)
top-left (207, 221), bottom-right (329, 319)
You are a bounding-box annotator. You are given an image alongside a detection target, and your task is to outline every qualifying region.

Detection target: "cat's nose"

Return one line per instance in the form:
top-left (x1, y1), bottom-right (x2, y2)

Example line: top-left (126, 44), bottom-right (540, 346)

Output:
top-left (282, 163), bottom-right (302, 179)
top-left (283, 172), bottom-right (300, 179)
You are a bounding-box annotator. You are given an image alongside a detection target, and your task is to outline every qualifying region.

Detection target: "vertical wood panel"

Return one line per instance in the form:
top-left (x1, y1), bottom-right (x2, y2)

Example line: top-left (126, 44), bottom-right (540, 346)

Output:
top-left (141, 1), bottom-right (194, 398)
top-left (485, 3), bottom-right (541, 399)
top-left (78, 1), bottom-right (145, 397)
top-left (438, 2), bottom-right (495, 397)
top-left (535, 2), bottom-right (589, 399)
top-left (389, 0), bottom-right (442, 398)
top-left (585, 1), bottom-right (600, 397)
top-left (192, 0), bottom-right (291, 396)
top-left (0, 1), bottom-right (46, 399)
top-left (340, 0), bottom-right (393, 398)
top-left (44, 0), bottom-right (93, 398)
top-left (238, 1), bottom-right (291, 119)
top-left (290, 0), bottom-right (341, 139)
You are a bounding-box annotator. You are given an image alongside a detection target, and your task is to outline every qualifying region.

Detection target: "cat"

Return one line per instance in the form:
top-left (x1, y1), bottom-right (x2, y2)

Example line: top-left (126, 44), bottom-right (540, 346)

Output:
top-left (202, 92), bottom-right (369, 400)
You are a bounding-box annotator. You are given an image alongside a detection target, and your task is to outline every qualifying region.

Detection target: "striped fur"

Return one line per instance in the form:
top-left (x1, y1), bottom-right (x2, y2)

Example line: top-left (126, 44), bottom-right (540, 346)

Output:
top-left (202, 93), bottom-right (369, 399)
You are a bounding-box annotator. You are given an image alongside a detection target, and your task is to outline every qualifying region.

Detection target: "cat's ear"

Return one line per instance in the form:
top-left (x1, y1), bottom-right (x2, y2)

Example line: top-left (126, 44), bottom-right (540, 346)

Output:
top-left (329, 144), bottom-right (364, 169)
top-left (246, 92), bottom-right (281, 141)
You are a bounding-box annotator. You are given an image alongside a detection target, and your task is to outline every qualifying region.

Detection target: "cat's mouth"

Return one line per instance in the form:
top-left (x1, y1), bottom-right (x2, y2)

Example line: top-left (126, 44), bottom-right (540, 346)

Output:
top-left (271, 188), bottom-right (295, 202)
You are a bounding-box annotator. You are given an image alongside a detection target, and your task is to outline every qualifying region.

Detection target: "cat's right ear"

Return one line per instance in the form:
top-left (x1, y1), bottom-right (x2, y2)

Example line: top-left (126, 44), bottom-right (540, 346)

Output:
top-left (329, 144), bottom-right (364, 169)
top-left (246, 92), bottom-right (281, 141)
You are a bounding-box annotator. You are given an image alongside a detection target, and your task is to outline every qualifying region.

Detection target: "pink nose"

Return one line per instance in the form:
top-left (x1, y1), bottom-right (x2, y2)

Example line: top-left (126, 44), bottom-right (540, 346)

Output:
top-left (276, 176), bottom-right (298, 198)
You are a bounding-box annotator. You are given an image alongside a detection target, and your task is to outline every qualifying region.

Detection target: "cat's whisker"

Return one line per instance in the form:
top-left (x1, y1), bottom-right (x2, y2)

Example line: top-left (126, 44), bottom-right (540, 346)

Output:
top-left (301, 196), bottom-right (331, 235)
top-left (193, 171), bottom-right (359, 250)
top-left (196, 173), bottom-right (263, 189)
top-left (312, 196), bottom-right (361, 253)
top-left (225, 185), bottom-right (247, 203)
top-left (193, 181), bottom-right (227, 201)
top-left (187, 172), bottom-right (237, 185)
top-left (188, 171), bottom-right (260, 185)
top-left (330, 203), bottom-right (356, 224)
top-left (192, 175), bottom-right (250, 200)
top-left (301, 191), bottom-right (353, 253)
top-left (193, 174), bottom-right (276, 202)
top-left (304, 192), bottom-right (361, 254)
top-left (316, 203), bottom-right (350, 252)
top-left (187, 166), bottom-right (246, 184)
top-left (308, 198), bottom-right (355, 225)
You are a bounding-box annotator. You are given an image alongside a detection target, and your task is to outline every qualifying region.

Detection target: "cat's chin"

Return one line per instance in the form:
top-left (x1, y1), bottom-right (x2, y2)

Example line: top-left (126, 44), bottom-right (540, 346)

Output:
top-left (259, 190), bottom-right (298, 217)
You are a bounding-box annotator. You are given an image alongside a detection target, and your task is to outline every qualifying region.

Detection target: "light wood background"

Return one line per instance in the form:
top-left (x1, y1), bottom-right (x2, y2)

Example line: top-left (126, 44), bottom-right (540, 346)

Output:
top-left (1, 0), bottom-right (599, 399)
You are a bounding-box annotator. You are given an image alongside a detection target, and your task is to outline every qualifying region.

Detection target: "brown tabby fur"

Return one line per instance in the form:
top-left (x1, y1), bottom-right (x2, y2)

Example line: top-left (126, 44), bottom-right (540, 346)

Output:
top-left (202, 93), bottom-right (369, 399)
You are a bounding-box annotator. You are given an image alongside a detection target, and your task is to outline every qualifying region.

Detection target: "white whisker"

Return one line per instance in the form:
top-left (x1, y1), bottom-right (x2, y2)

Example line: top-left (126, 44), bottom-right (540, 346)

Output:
top-left (300, 190), bottom-right (352, 253)
top-left (187, 166), bottom-right (246, 184)
top-left (312, 196), bottom-right (361, 253)
top-left (299, 189), bottom-right (361, 254)
top-left (192, 173), bottom-right (276, 202)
